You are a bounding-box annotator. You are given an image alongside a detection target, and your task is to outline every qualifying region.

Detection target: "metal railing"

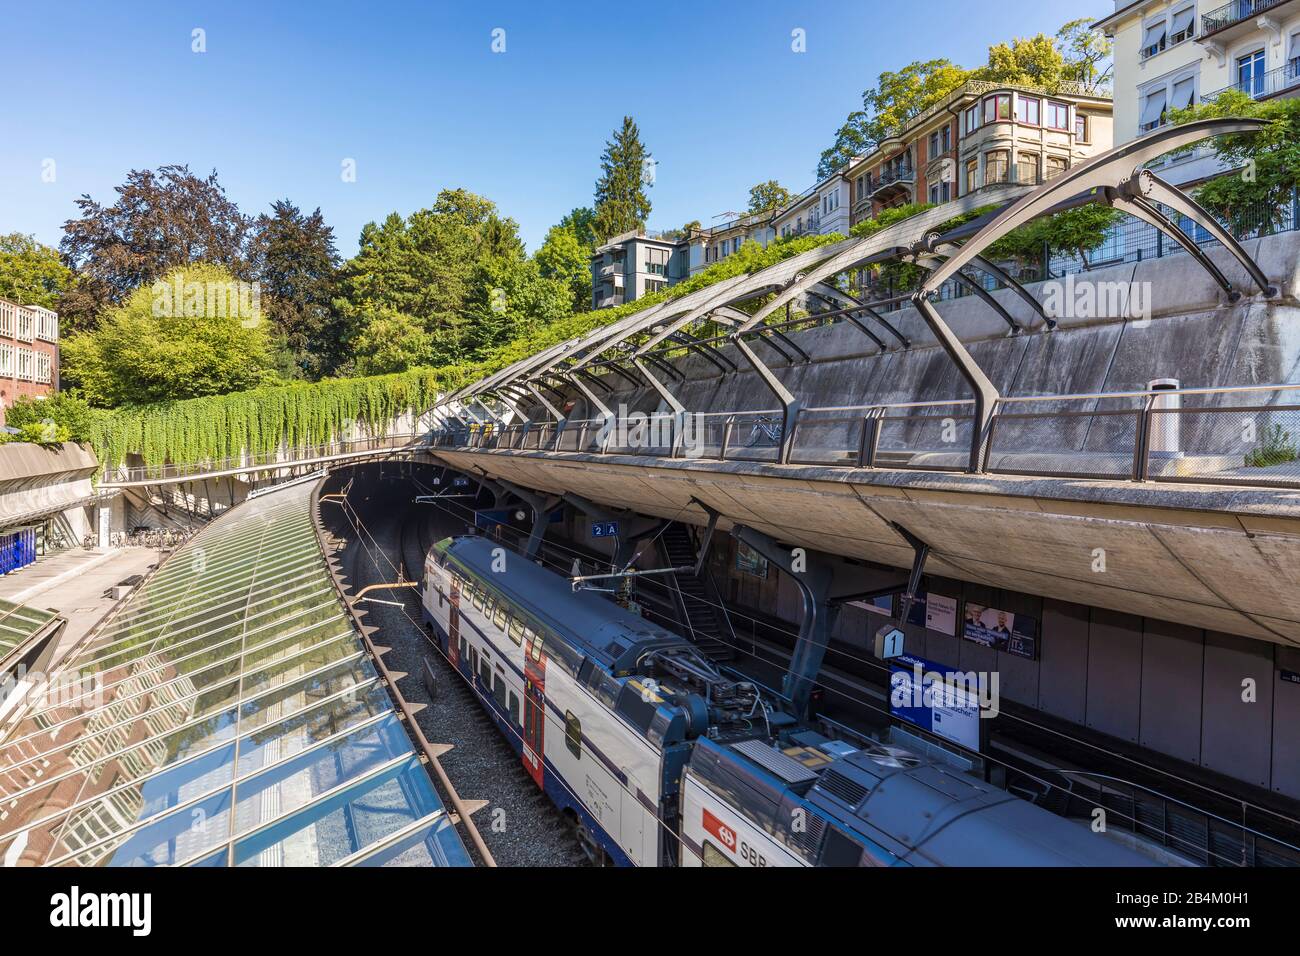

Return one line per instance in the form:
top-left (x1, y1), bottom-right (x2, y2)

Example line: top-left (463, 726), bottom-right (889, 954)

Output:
top-left (436, 384), bottom-right (1300, 490)
top-left (103, 433), bottom-right (426, 484)
top-left (1202, 0), bottom-right (1291, 35)
top-left (1205, 60), bottom-right (1300, 102)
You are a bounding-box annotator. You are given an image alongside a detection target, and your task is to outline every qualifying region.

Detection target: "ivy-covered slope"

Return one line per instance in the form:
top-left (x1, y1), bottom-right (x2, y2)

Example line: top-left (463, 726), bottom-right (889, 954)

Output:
top-left (37, 232), bottom-right (845, 471)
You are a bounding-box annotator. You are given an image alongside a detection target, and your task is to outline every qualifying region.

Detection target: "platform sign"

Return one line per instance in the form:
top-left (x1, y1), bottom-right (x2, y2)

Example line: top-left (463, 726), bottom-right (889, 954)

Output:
top-left (474, 508), bottom-right (512, 530)
top-left (889, 653), bottom-right (983, 752)
top-left (451, 476), bottom-right (470, 488)
top-left (875, 625), bottom-right (906, 660)
top-left (591, 521), bottom-right (619, 538)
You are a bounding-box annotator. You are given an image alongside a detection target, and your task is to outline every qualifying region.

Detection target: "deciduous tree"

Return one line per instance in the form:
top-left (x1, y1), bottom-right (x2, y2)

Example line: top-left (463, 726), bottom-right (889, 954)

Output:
top-left (58, 165), bottom-right (251, 331)
top-left (61, 263), bottom-right (276, 406)
top-left (0, 234), bottom-right (73, 310)
top-left (748, 181), bottom-right (794, 215)
top-left (249, 201), bottom-right (342, 378)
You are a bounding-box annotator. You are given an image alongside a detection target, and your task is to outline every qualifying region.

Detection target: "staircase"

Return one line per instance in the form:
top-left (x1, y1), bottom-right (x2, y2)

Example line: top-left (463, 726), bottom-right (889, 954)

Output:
top-left (659, 522), bottom-right (735, 662)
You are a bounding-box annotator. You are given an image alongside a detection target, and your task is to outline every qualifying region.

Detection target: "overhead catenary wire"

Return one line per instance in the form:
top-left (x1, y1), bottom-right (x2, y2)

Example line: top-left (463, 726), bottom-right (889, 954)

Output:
top-left (345, 468), bottom-right (1300, 868)
top-left (327, 480), bottom-right (710, 865)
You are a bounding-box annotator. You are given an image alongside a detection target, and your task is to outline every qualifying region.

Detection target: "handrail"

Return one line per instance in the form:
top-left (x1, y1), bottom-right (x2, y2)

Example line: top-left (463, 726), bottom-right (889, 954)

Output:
top-left (434, 381), bottom-right (1300, 489)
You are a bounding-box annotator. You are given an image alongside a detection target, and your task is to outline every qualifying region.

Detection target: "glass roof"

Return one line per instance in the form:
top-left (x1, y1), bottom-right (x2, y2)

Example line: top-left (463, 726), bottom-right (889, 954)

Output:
top-left (0, 480), bottom-right (470, 868)
top-left (0, 597), bottom-right (60, 668)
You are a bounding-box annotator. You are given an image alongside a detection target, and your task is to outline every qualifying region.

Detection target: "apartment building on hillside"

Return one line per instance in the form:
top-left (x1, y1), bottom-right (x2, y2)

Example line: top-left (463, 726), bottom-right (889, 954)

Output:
top-left (844, 79), bottom-right (1114, 226)
top-left (0, 300), bottom-right (59, 425)
top-left (1097, 0), bottom-right (1300, 183)
top-left (589, 230), bottom-right (689, 309)
top-left (771, 165), bottom-right (856, 240)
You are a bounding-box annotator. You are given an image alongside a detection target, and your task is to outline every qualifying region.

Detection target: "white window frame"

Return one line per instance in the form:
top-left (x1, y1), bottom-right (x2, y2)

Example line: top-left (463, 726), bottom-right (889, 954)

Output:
top-left (17, 347), bottom-right (32, 381)
top-left (0, 302), bottom-right (13, 338)
top-left (0, 343), bottom-right (13, 377)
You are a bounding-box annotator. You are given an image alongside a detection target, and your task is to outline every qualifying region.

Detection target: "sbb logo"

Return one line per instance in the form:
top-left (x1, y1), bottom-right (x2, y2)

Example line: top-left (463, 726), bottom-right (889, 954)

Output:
top-left (703, 808), bottom-right (736, 851)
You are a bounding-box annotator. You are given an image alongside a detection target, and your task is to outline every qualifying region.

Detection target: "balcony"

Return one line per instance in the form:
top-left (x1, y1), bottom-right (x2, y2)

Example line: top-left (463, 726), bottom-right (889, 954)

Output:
top-left (870, 166), bottom-right (915, 198)
top-left (1204, 60), bottom-right (1300, 101)
top-left (1201, 0), bottom-right (1293, 38)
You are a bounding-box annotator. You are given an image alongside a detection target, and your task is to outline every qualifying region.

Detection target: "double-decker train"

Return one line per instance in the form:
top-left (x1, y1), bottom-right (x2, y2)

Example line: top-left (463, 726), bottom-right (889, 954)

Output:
top-left (421, 534), bottom-right (1155, 867)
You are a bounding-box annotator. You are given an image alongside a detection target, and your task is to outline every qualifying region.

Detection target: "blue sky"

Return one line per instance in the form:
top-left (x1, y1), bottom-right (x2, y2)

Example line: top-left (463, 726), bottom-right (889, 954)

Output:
top-left (1, 0), bottom-right (1104, 256)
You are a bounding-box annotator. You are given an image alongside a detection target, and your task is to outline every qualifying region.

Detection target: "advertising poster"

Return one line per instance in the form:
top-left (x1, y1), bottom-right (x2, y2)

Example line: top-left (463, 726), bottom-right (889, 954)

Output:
top-left (962, 603), bottom-right (1037, 659)
top-left (735, 542), bottom-right (769, 579)
top-left (901, 592), bottom-right (958, 636)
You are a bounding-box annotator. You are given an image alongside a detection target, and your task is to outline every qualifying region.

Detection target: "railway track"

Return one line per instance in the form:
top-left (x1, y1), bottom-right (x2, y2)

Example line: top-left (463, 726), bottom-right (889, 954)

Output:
top-left (327, 469), bottom-right (588, 866)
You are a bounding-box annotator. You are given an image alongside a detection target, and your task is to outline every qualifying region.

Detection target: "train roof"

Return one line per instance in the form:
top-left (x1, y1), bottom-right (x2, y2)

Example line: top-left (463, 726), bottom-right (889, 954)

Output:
top-left (434, 535), bottom-right (690, 673)
top-left (690, 735), bottom-right (1157, 867)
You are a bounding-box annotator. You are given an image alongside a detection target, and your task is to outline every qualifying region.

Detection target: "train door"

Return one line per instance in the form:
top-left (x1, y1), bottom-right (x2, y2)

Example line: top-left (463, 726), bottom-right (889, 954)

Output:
top-left (448, 576), bottom-right (461, 668)
top-left (522, 633), bottom-right (545, 789)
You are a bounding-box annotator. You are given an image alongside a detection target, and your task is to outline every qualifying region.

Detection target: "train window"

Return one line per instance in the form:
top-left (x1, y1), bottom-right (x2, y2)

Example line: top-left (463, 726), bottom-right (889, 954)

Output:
top-left (472, 586), bottom-right (485, 611)
top-left (508, 616), bottom-right (524, 646)
top-left (701, 841), bottom-right (738, 868)
top-left (471, 647), bottom-right (480, 676)
top-left (527, 629), bottom-right (543, 662)
top-left (493, 603), bottom-right (507, 629)
top-left (492, 671), bottom-right (506, 706)
top-left (509, 691), bottom-right (520, 726)
top-left (564, 711), bottom-right (582, 759)
top-left (480, 657), bottom-right (492, 687)
top-left (459, 636), bottom-right (467, 660)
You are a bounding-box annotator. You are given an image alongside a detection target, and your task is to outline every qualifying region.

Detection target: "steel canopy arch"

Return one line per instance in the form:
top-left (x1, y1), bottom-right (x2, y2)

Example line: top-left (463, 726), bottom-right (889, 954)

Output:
top-left (910, 116), bottom-right (1277, 471)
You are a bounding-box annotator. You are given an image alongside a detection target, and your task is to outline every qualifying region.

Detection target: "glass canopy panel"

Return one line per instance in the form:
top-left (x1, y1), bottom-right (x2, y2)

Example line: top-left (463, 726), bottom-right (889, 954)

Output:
top-left (351, 814), bottom-right (471, 867)
top-left (0, 480), bottom-right (470, 868)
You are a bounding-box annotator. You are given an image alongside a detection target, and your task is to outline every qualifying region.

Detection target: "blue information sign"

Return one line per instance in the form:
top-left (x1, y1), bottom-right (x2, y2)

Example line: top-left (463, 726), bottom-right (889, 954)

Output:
top-left (591, 521), bottom-right (619, 538)
top-left (888, 653), bottom-right (983, 752)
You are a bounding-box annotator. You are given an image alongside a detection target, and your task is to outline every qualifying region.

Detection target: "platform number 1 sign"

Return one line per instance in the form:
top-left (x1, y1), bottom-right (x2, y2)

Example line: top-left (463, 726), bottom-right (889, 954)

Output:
top-left (875, 625), bottom-right (906, 661)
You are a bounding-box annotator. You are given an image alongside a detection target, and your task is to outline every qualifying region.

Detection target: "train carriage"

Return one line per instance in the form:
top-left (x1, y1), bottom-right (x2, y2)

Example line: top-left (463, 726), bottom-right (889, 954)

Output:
top-left (422, 534), bottom-right (1159, 868)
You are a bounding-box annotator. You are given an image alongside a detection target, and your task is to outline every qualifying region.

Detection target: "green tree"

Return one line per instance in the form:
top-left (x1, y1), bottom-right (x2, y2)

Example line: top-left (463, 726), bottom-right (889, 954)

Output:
top-left (461, 256), bottom-right (573, 358)
top-left (334, 188), bottom-right (525, 362)
top-left (747, 181), bottom-right (794, 215)
top-left (352, 308), bottom-right (434, 375)
top-left (58, 164), bottom-right (251, 332)
top-left (5, 393), bottom-right (99, 442)
top-left (1171, 91), bottom-right (1300, 233)
top-left (61, 263), bottom-right (277, 406)
top-left (535, 223), bottom-right (592, 314)
top-left (557, 207), bottom-right (598, 248)
top-left (817, 59), bottom-right (971, 177)
top-left (1058, 18), bottom-right (1113, 91)
top-left (593, 116), bottom-right (653, 242)
top-left (249, 200), bottom-right (341, 378)
top-left (0, 234), bottom-right (73, 309)
top-left (978, 34), bottom-right (1068, 89)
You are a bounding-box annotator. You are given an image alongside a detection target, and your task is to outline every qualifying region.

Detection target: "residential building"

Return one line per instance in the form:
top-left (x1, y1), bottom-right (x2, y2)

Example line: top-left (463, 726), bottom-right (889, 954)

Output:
top-left (772, 165), bottom-right (855, 240)
top-left (687, 213), bottom-right (775, 276)
top-left (1097, 0), bottom-right (1300, 183)
top-left (845, 79), bottom-right (1114, 227)
top-left (589, 230), bottom-right (690, 309)
top-left (0, 300), bottom-right (59, 425)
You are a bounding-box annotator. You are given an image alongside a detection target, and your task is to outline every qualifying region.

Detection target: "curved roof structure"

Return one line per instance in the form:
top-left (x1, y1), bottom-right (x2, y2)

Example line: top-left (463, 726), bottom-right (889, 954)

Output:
top-left (438, 118), bottom-right (1275, 448)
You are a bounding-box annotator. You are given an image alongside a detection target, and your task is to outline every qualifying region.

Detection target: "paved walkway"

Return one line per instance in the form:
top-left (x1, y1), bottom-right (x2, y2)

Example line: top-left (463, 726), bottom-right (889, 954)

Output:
top-left (0, 547), bottom-right (166, 664)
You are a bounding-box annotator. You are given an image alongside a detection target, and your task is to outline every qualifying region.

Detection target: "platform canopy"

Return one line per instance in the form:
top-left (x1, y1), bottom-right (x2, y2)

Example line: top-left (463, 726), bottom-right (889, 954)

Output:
top-left (0, 480), bottom-right (470, 868)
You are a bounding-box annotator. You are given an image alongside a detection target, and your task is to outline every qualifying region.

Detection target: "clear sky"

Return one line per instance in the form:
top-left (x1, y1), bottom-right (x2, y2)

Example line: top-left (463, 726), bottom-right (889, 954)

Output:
top-left (1, 0), bottom-right (1106, 256)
